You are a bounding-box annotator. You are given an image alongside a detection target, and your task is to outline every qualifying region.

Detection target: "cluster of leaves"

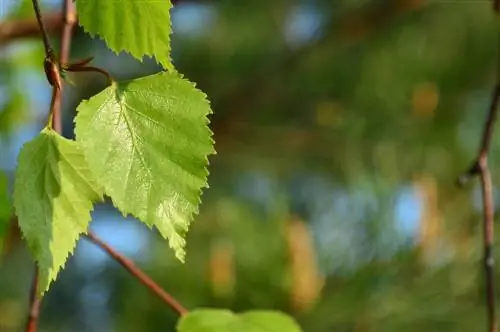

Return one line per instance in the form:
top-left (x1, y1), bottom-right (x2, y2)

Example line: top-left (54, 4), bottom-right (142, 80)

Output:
top-left (10, 0), bottom-right (302, 330)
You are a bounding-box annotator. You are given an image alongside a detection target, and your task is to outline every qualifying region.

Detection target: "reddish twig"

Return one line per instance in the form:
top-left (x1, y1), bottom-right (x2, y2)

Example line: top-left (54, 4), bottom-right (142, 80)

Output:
top-left (458, 85), bottom-right (500, 332)
top-left (51, 0), bottom-right (76, 133)
top-left (24, 0), bottom-right (63, 330)
top-left (84, 232), bottom-right (188, 316)
top-left (25, 266), bottom-right (41, 332)
top-left (31, 0), bottom-right (52, 56)
top-left (458, 4), bottom-right (500, 332)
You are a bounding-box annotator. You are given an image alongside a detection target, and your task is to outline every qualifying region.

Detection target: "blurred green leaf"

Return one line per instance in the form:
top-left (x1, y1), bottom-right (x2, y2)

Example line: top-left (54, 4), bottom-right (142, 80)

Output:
top-left (0, 172), bottom-right (10, 236)
top-left (0, 91), bottom-right (29, 136)
top-left (177, 309), bottom-right (302, 332)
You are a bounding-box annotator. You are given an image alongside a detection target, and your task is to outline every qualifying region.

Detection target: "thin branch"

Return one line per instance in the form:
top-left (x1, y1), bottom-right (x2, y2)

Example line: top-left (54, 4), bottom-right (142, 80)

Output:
top-left (31, 0), bottom-right (53, 56)
top-left (52, 0), bottom-right (76, 133)
top-left (457, 2), bottom-right (500, 327)
top-left (0, 12), bottom-right (64, 45)
top-left (23, 2), bottom-right (65, 331)
top-left (59, 0), bottom-right (76, 65)
top-left (84, 232), bottom-right (188, 316)
top-left (458, 79), bottom-right (500, 332)
top-left (481, 161), bottom-right (497, 332)
top-left (25, 267), bottom-right (41, 332)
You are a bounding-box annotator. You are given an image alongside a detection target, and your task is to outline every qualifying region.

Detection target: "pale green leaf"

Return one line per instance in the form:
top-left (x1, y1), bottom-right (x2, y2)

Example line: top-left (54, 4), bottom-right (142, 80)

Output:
top-left (13, 129), bottom-right (103, 294)
top-left (75, 71), bottom-right (214, 261)
top-left (76, 0), bottom-right (173, 70)
top-left (177, 309), bottom-right (303, 332)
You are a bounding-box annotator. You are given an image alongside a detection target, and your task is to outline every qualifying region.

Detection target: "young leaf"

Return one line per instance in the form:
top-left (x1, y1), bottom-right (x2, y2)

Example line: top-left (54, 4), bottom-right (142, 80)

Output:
top-left (177, 309), bottom-right (303, 332)
top-left (76, 0), bottom-right (174, 71)
top-left (75, 71), bottom-right (214, 261)
top-left (13, 129), bottom-right (103, 294)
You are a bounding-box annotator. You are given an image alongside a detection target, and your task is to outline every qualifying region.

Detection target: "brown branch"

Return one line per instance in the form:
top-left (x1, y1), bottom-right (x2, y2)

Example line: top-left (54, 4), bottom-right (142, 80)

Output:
top-left (457, 6), bottom-right (500, 332)
top-left (52, 0), bottom-right (76, 133)
top-left (458, 85), bottom-right (500, 332)
top-left (0, 11), bottom-right (63, 45)
top-left (84, 232), bottom-right (188, 316)
top-left (31, 0), bottom-right (53, 56)
top-left (25, 267), bottom-right (41, 332)
top-left (24, 1), bottom-right (64, 330)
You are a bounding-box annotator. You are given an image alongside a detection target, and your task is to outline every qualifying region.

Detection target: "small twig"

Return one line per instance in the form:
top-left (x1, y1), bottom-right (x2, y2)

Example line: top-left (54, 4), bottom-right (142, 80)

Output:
top-left (31, 0), bottom-right (53, 56)
top-left (84, 232), bottom-right (188, 316)
top-left (63, 64), bottom-right (114, 83)
top-left (459, 4), bottom-right (500, 326)
top-left (458, 17), bottom-right (500, 332)
top-left (25, 267), bottom-right (41, 332)
top-left (59, 0), bottom-right (76, 65)
top-left (458, 85), bottom-right (500, 332)
top-left (24, 2), bottom-right (64, 331)
top-left (52, 0), bottom-right (76, 133)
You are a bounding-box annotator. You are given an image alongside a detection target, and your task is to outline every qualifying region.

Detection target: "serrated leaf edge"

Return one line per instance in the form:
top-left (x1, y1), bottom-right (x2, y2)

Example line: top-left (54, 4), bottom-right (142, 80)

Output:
top-left (13, 128), bottom-right (103, 295)
top-left (76, 0), bottom-right (174, 71)
top-left (74, 71), bottom-right (215, 262)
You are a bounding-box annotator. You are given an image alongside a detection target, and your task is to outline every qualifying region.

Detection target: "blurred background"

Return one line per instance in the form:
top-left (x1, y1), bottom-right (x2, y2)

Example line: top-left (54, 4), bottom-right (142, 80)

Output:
top-left (1, 0), bottom-right (500, 331)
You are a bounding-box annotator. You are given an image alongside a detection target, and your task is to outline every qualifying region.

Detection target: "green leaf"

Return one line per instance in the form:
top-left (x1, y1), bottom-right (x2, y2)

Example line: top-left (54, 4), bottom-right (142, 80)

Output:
top-left (76, 0), bottom-right (174, 71)
top-left (177, 309), bottom-right (303, 332)
top-left (75, 71), bottom-right (214, 261)
top-left (0, 91), bottom-right (29, 136)
top-left (13, 129), bottom-right (103, 294)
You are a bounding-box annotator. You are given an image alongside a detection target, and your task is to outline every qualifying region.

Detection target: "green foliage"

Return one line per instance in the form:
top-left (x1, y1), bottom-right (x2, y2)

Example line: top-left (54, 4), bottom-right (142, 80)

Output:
top-left (0, 172), bottom-right (10, 235)
top-left (0, 91), bottom-right (28, 136)
top-left (13, 128), bottom-right (103, 294)
top-left (0, 0), bottom-right (45, 136)
top-left (11, 0), bottom-right (215, 299)
top-left (74, 72), bottom-right (214, 261)
top-left (76, 0), bottom-right (174, 71)
top-left (4, 0), bottom-right (500, 331)
top-left (177, 309), bottom-right (302, 332)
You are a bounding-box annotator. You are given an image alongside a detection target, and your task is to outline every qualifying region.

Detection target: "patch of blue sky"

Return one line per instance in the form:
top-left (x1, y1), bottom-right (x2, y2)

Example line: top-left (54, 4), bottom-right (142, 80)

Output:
top-left (172, 3), bottom-right (217, 39)
top-left (284, 4), bottom-right (323, 47)
top-left (394, 186), bottom-right (422, 240)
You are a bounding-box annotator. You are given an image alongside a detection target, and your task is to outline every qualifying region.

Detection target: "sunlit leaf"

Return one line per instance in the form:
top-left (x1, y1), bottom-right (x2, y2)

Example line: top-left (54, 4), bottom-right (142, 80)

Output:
top-left (13, 129), bottom-right (103, 294)
top-left (76, 0), bottom-right (174, 70)
top-left (75, 71), bottom-right (214, 261)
